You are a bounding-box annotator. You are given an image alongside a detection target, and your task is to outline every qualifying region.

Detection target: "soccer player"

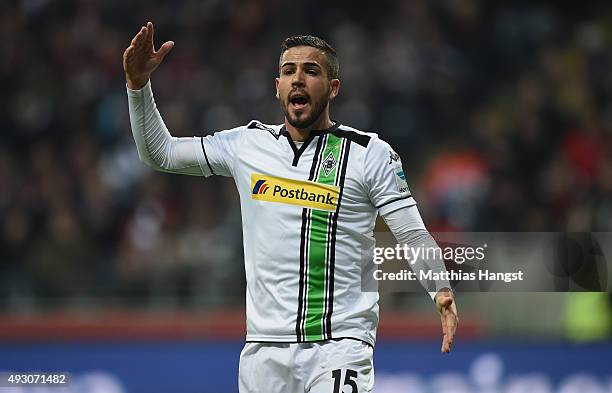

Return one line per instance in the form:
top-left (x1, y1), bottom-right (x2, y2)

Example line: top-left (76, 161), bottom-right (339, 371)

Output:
top-left (123, 22), bottom-right (458, 393)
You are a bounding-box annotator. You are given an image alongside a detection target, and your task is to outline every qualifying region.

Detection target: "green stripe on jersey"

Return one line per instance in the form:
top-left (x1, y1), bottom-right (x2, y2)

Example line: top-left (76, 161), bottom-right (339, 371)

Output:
top-left (305, 134), bottom-right (343, 340)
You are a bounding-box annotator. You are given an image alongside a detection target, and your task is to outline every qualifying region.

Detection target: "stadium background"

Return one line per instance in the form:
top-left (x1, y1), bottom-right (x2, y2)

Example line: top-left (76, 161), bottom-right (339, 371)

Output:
top-left (1, 0), bottom-right (612, 392)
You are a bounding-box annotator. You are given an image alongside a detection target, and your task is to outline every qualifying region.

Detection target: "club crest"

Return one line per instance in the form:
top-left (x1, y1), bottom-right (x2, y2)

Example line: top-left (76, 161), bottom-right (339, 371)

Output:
top-left (322, 152), bottom-right (338, 177)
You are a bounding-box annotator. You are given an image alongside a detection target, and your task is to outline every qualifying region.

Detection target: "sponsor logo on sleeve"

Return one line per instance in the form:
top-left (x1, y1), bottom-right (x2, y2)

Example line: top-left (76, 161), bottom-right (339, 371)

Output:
top-left (394, 169), bottom-right (410, 193)
top-left (251, 174), bottom-right (339, 211)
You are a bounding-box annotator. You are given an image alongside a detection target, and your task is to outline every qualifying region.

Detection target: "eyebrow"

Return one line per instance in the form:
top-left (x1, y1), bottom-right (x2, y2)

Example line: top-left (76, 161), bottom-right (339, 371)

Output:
top-left (280, 62), bottom-right (323, 69)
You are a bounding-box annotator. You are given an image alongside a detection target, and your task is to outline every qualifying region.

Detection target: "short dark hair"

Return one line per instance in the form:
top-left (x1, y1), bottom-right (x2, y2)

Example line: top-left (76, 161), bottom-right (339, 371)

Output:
top-left (280, 35), bottom-right (339, 80)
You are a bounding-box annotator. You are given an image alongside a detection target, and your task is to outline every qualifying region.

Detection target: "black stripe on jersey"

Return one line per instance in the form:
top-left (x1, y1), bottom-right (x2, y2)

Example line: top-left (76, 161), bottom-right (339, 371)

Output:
top-left (296, 207), bottom-right (309, 340)
top-left (375, 194), bottom-right (413, 209)
top-left (281, 126), bottom-right (318, 167)
top-left (308, 134), bottom-right (325, 181)
top-left (321, 138), bottom-right (341, 338)
top-left (322, 201), bottom-right (334, 339)
top-left (296, 134), bottom-right (326, 341)
top-left (301, 209), bottom-right (312, 340)
top-left (322, 137), bottom-right (346, 339)
top-left (324, 138), bottom-right (351, 339)
top-left (200, 137), bottom-right (215, 176)
top-left (330, 129), bottom-right (371, 148)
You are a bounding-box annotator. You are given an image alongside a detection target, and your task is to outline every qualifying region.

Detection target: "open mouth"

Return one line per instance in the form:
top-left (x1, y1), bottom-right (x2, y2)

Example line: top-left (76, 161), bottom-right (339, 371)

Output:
top-left (289, 94), bottom-right (309, 110)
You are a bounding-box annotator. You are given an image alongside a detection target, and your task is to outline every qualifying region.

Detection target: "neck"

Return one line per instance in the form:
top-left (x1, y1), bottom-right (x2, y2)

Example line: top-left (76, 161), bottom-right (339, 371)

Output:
top-left (285, 115), bottom-right (333, 142)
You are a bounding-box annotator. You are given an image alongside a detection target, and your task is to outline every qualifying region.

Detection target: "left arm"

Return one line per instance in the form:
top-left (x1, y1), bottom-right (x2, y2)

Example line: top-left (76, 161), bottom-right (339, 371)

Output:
top-left (382, 205), bottom-right (459, 353)
top-left (363, 137), bottom-right (458, 352)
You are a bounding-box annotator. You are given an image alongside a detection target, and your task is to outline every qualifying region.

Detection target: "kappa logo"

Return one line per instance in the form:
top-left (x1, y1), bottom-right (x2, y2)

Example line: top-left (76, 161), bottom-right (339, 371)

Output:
top-left (247, 121), bottom-right (279, 139)
top-left (322, 152), bottom-right (338, 177)
top-left (388, 150), bottom-right (400, 164)
top-left (252, 179), bottom-right (270, 195)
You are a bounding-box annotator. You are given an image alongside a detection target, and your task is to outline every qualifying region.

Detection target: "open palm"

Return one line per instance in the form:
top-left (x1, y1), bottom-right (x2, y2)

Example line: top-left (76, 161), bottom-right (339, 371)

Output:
top-left (123, 21), bottom-right (174, 89)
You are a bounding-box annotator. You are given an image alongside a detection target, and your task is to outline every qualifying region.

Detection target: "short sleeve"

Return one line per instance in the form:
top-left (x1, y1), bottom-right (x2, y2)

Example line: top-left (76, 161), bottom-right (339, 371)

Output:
top-left (199, 126), bottom-right (245, 177)
top-left (363, 137), bottom-right (416, 215)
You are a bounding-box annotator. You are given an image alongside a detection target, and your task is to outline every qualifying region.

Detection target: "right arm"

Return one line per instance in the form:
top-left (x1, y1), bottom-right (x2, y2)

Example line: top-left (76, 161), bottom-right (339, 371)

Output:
top-left (127, 81), bottom-right (206, 175)
top-left (123, 22), bottom-right (206, 176)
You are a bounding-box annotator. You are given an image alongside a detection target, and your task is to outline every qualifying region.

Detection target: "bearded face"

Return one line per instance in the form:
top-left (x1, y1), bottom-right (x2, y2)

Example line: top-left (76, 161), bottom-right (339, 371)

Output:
top-left (281, 83), bottom-right (330, 129)
top-left (276, 46), bottom-right (338, 131)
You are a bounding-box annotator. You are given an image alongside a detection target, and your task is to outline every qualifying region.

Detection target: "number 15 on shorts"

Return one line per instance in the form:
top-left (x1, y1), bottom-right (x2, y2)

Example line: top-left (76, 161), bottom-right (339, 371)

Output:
top-left (331, 369), bottom-right (358, 393)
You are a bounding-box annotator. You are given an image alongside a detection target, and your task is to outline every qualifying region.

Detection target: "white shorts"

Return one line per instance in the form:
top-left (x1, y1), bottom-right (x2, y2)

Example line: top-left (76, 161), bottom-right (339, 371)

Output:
top-left (239, 339), bottom-right (374, 393)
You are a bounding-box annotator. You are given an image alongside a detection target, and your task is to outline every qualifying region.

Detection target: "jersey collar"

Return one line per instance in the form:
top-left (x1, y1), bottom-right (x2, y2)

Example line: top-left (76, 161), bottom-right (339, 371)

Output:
top-left (279, 120), bottom-right (341, 138)
top-left (280, 121), bottom-right (341, 166)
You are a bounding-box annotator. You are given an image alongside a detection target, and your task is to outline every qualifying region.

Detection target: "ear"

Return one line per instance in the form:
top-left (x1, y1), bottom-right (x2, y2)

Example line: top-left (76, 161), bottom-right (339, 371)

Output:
top-left (329, 79), bottom-right (340, 101)
top-left (275, 78), bottom-right (280, 100)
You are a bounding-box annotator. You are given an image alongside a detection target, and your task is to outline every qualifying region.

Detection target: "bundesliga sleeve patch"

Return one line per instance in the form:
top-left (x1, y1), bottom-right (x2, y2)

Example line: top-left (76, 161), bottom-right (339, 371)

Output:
top-left (251, 173), bottom-right (339, 211)
top-left (394, 168), bottom-right (410, 194)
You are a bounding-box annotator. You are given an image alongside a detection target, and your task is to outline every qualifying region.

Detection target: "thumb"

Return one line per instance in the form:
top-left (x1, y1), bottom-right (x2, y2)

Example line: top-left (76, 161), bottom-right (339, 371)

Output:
top-left (156, 41), bottom-right (175, 59)
top-left (437, 296), bottom-right (453, 309)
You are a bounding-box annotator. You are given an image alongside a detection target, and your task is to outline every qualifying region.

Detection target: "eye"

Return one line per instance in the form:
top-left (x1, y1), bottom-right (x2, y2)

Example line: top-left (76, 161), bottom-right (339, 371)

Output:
top-left (282, 69), bottom-right (294, 75)
top-left (306, 69), bottom-right (318, 75)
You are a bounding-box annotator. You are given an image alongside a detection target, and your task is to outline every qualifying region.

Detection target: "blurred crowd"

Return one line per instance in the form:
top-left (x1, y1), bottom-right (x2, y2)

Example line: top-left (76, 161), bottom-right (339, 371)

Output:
top-left (1, 0), bottom-right (612, 311)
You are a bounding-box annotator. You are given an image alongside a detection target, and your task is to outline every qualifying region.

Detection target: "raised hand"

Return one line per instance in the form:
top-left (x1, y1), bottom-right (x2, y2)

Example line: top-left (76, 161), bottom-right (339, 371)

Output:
top-left (123, 22), bottom-right (174, 90)
top-left (435, 290), bottom-right (458, 353)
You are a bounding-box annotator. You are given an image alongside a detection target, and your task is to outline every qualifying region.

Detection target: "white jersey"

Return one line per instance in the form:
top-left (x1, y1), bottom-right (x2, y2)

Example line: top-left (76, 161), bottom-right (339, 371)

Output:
top-left (197, 120), bottom-right (415, 346)
top-left (126, 83), bottom-right (417, 347)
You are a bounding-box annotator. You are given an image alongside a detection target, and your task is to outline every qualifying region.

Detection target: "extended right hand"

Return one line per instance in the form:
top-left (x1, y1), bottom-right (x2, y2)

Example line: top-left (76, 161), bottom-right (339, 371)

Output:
top-left (123, 22), bottom-right (174, 90)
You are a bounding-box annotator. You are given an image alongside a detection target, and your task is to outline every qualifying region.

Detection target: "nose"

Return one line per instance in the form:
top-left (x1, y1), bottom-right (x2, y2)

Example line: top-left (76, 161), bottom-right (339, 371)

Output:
top-left (291, 68), bottom-right (305, 87)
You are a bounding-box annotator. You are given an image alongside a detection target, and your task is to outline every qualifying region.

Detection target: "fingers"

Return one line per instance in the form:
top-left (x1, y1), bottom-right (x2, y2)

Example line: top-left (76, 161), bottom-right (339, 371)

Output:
top-left (148, 21), bottom-right (154, 48)
top-left (137, 22), bottom-right (173, 59)
top-left (126, 26), bottom-right (147, 65)
top-left (445, 313), bottom-right (455, 345)
top-left (131, 25), bottom-right (147, 47)
top-left (450, 309), bottom-right (458, 336)
top-left (440, 314), bottom-right (453, 353)
top-left (440, 311), bottom-right (449, 337)
top-left (441, 311), bottom-right (451, 353)
top-left (442, 331), bottom-right (453, 353)
top-left (438, 297), bottom-right (458, 354)
top-left (124, 22), bottom-right (172, 80)
top-left (441, 334), bottom-right (450, 353)
top-left (144, 21), bottom-right (154, 51)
